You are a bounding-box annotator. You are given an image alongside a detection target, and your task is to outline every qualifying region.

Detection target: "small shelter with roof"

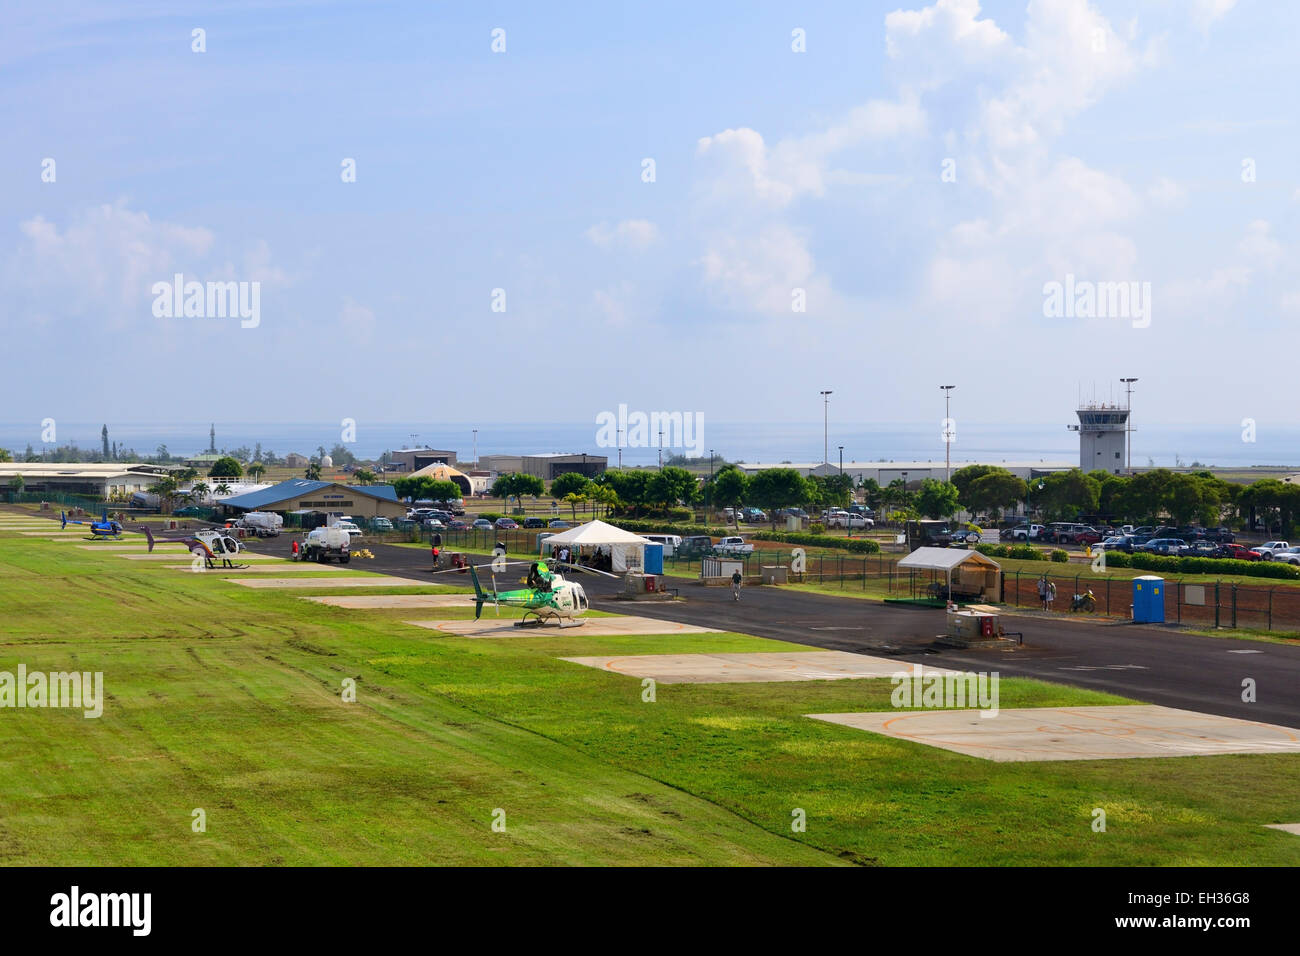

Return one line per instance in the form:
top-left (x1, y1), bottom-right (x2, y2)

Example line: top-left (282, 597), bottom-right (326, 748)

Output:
top-left (896, 547), bottom-right (1001, 602)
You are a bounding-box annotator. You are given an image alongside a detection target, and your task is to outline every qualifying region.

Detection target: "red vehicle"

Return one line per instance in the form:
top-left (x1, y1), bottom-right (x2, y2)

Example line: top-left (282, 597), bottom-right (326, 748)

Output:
top-left (1074, 528), bottom-right (1104, 545)
top-left (1217, 543), bottom-right (1261, 561)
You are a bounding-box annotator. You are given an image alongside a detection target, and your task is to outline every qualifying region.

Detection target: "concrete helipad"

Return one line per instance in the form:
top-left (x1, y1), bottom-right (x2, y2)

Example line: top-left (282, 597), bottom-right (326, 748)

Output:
top-left (303, 594), bottom-right (475, 609)
top-left (226, 575), bottom-right (437, 589)
top-left (807, 705), bottom-right (1300, 762)
top-left (163, 562), bottom-right (339, 572)
top-left (119, 552), bottom-right (280, 561)
top-left (408, 616), bottom-right (722, 639)
top-left (80, 544), bottom-right (189, 551)
top-left (560, 650), bottom-right (961, 683)
top-left (1265, 823), bottom-right (1300, 835)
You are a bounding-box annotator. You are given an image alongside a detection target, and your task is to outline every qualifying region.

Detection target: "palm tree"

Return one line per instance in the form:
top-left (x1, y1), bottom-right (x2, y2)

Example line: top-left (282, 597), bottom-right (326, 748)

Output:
top-left (213, 483), bottom-right (232, 497)
top-left (147, 475), bottom-right (180, 513)
top-left (563, 491), bottom-right (587, 521)
top-left (191, 481), bottom-right (210, 503)
top-left (246, 462), bottom-right (266, 482)
top-left (353, 468), bottom-right (377, 485)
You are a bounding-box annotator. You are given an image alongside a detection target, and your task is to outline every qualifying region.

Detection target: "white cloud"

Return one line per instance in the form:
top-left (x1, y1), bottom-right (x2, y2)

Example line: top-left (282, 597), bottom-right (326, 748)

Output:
top-left (585, 219), bottom-right (660, 250)
top-left (1148, 177), bottom-right (1186, 206)
top-left (2, 200), bottom-right (215, 328)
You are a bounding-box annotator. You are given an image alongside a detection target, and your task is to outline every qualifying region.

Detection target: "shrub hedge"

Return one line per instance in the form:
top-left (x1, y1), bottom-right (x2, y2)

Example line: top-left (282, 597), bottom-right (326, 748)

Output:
top-left (750, 531), bottom-right (881, 553)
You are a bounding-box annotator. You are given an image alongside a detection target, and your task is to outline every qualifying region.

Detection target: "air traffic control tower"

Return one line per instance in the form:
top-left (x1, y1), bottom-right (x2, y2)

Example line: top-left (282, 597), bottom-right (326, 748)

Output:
top-left (1069, 402), bottom-right (1129, 474)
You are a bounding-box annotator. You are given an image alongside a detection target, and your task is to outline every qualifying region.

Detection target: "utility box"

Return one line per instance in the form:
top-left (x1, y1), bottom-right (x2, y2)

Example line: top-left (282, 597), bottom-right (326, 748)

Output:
top-left (786, 515), bottom-right (801, 532)
top-left (1132, 575), bottom-right (1165, 623)
top-left (761, 565), bottom-right (789, 585)
top-left (644, 543), bottom-right (664, 575)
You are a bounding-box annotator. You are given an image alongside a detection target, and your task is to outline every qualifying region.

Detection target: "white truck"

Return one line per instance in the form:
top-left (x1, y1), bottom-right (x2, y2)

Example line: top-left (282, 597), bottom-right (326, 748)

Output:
top-left (827, 512), bottom-right (874, 529)
top-left (241, 511), bottom-right (283, 537)
top-left (714, 536), bottom-right (754, 556)
top-left (301, 525), bottom-right (351, 563)
top-left (1252, 540), bottom-right (1290, 560)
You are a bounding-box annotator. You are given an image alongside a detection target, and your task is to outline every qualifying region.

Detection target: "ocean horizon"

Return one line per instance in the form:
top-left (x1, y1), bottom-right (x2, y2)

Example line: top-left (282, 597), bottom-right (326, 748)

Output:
top-left (1, 421), bottom-right (1295, 471)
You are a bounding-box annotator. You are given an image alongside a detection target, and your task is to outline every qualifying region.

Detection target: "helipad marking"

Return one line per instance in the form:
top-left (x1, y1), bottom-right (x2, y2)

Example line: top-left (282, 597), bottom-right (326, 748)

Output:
top-left (412, 617), bottom-right (720, 639)
top-left (303, 594), bottom-right (474, 609)
top-left (561, 650), bottom-right (966, 683)
top-left (1264, 823), bottom-right (1300, 835)
top-left (807, 705), bottom-right (1300, 762)
top-left (226, 576), bottom-right (435, 589)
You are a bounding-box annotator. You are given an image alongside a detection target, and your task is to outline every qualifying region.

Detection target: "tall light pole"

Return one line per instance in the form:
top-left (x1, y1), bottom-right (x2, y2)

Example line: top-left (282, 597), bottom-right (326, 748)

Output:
top-left (617, 428), bottom-right (623, 471)
top-left (472, 429), bottom-right (478, 469)
top-left (707, 449), bottom-right (714, 513)
top-left (819, 390), bottom-right (833, 464)
top-left (658, 427), bottom-right (664, 470)
top-left (1121, 377), bottom-right (1138, 474)
top-left (940, 385), bottom-right (955, 483)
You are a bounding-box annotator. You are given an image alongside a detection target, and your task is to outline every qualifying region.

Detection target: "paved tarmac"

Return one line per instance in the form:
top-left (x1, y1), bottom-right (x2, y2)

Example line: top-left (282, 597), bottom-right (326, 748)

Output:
top-left (252, 536), bottom-right (1300, 727)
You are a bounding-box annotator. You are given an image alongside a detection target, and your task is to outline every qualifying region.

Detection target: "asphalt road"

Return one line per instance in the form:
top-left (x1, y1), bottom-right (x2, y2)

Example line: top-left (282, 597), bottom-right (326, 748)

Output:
top-left (258, 534), bottom-right (1300, 728)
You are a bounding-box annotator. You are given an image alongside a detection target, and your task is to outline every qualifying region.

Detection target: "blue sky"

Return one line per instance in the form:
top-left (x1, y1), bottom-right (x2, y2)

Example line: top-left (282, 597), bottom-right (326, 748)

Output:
top-left (1, 0), bottom-right (1296, 444)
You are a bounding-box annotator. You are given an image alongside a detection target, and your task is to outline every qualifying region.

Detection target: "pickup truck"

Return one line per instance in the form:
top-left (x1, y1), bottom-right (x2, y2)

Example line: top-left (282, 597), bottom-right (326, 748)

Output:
top-left (827, 512), bottom-right (873, 529)
top-left (714, 536), bottom-right (754, 556)
top-left (1001, 524), bottom-right (1044, 541)
top-left (1252, 541), bottom-right (1291, 560)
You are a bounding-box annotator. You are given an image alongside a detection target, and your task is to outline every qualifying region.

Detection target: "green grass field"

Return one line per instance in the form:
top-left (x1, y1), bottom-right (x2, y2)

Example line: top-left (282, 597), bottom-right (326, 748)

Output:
top-left (2, 526), bottom-right (1298, 866)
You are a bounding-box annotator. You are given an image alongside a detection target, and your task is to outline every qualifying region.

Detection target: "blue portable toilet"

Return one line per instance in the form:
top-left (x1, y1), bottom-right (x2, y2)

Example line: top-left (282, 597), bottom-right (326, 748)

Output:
top-left (643, 543), bottom-right (664, 575)
top-left (1132, 575), bottom-right (1165, 623)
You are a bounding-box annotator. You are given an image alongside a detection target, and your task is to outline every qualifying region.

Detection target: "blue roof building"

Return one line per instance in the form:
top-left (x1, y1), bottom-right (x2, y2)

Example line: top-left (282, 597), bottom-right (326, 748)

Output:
top-left (220, 479), bottom-right (402, 517)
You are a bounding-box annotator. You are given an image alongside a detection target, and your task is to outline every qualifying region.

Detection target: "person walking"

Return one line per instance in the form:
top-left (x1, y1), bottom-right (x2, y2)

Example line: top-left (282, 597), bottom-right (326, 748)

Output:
top-left (1037, 574), bottom-right (1048, 610)
top-left (731, 569), bottom-right (743, 602)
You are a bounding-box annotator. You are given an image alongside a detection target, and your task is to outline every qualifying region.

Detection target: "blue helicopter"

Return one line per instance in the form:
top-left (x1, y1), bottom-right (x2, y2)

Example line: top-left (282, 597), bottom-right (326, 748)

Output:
top-left (61, 510), bottom-right (124, 540)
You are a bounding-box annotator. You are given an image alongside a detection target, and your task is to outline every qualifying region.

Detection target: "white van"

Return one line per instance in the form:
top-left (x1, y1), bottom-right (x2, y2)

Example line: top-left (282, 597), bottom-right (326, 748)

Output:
top-left (641, 533), bottom-right (682, 556)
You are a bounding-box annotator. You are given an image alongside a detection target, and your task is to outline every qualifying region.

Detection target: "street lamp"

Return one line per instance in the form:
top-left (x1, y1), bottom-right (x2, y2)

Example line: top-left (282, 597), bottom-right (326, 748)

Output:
top-left (940, 385), bottom-right (955, 483)
top-left (472, 429), bottom-right (478, 469)
top-left (707, 449), bottom-right (714, 512)
top-left (838, 445), bottom-right (846, 536)
top-left (1121, 377), bottom-right (1138, 474)
top-left (819, 390), bottom-right (833, 464)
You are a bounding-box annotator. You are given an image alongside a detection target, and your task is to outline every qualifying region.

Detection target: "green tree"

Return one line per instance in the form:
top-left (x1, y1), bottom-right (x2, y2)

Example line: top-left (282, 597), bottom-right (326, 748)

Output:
top-left (950, 464), bottom-right (1004, 510)
top-left (8, 473), bottom-right (24, 494)
top-left (914, 479), bottom-right (960, 519)
top-left (305, 460), bottom-right (322, 481)
top-left (330, 444), bottom-right (357, 467)
top-left (190, 481), bottom-right (210, 502)
top-left (212, 483), bottom-right (231, 497)
top-left (0, 448), bottom-right (12, 463)
top-left (208, 456), bottom-right (243, 479)
top-left (352, 468), bottom-right (377, 485)
top-left (146, 475), bottom-right (180, 512)
top-left (749, 467), bottom-right (809, 524)
top-left (492, 473), bottom-right (544, 513)
top-left (647, 466), bottom-right (697, 510)
top-left (1038, 469), bottom-right (1099, 521)
top-left (550, 471), bottom-right (592, 503)
top-left (246, 462), bottom-right (266, 482)
top-left (709, 465), bottom-right (749, 525)
top-left (966, 472), bottom-right (1027, 519)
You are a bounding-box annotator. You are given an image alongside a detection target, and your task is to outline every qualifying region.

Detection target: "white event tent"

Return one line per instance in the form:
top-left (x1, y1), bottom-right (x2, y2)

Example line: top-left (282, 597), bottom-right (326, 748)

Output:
top-left (540, 519), bottom-right (651, 573)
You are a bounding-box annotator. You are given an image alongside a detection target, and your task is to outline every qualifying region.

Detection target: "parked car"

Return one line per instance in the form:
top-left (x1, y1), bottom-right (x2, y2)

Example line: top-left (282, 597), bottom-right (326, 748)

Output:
top-left (522, 517), bottom-right (546, 528)
top-left (371, 517), bottom-right (393, 532)
top-left (1139, 537), bottom-right (1187, 555)
top-left (548, 519), bottom-right (570, 528)
top-left (1074, 528), bottom-right (1105, 545)
top-left (332, 520), bottom-right (364, 538)
top-left (494, 517), bottom-right (519, 530)
top-left (1182, 540), bottom-right (1220, 558)
top-left (394, 518), bottom-right (418, 531)
top-left (1216, 543), bottom-right (1261, 561)
top-left (447, 520), bottom-right (470, 530)
top-left (678, 535), bottom-right (715, 558)
top-left (1098, 535), bottom-right (1135, 552)
top-left (472, 518), bottom-right (493, 530)
top-left (422, 518), bottom-right (445, 531)
top-left (739, 507), bottom-right (768, 523)
top-left (1252, 541), bottom-right (1291, 560)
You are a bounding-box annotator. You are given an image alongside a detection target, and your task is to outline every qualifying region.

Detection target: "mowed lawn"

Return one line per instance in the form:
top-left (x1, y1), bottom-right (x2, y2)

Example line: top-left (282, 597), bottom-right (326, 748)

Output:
top-left (1, 534), bottom-right (1298, 866)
